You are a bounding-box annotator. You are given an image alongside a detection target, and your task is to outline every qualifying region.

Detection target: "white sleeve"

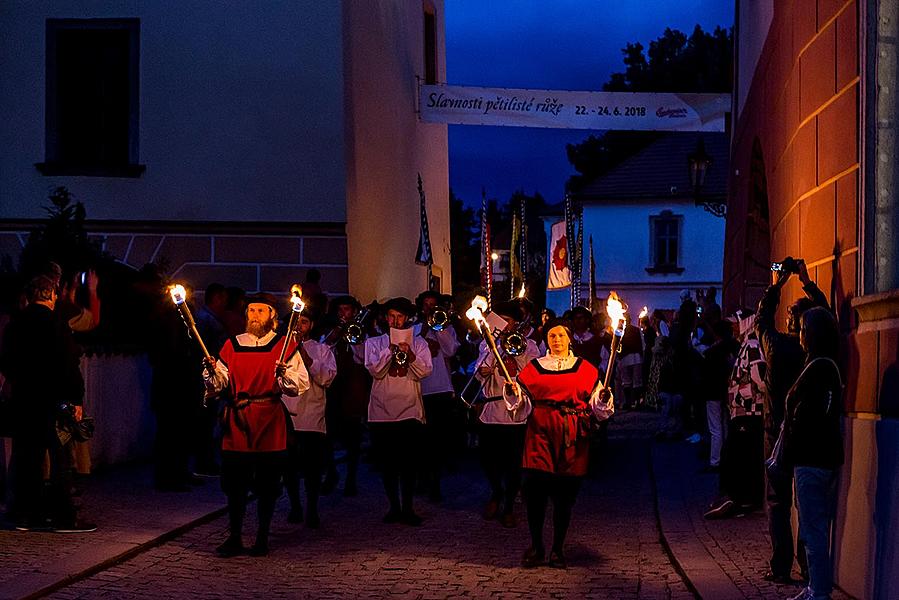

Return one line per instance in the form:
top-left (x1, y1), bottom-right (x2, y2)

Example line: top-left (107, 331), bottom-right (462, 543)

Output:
top-left (407, 336), bottom-right (434, 381)
top-left (365, 338), bottom-right (393, 380)
top-left (473, 343), bottom-right (493, 384)
top-left (204, 360), bottom-right (230, 395)
top-left (503, 376), bottom-right (530, 414)
top-left (277, 349), bottom-right (310, 397)
top-left (306, 342), bottom-right (337, 388)
top-left (435, 327), bottom-right (460, 357)
top-left (588, 382), bottom-right (615, 421)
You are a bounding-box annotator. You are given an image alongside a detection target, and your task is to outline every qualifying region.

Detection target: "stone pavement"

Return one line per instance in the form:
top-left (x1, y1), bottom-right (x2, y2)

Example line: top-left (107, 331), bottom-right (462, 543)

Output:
top-left (0, 465), bottom-right (225, 600)
top-left (28, 413), bottom-right (690, 600)
top-left (0, 412), bottom-right (855, 599)
top-left (651, 433), bottom-right (855, 600)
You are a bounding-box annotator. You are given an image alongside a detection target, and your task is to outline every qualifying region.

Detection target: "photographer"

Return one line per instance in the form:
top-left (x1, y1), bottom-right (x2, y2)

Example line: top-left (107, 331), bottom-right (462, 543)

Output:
top-left (755, 257), bottom-right (828, 583)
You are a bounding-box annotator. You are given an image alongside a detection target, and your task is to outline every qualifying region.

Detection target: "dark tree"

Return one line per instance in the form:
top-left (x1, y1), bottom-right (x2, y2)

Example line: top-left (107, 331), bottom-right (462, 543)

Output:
top-left (566, 25), bottom-right (733, 191)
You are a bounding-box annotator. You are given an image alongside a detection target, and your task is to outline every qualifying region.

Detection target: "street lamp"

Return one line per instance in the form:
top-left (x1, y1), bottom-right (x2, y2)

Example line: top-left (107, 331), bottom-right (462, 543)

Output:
top-left (688, 137), bottom-right (726, 217)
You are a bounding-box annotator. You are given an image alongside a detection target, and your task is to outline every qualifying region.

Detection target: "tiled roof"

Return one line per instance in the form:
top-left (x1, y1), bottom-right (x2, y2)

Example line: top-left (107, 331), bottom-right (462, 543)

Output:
top-left (573, 132), bottom-right (729, 203)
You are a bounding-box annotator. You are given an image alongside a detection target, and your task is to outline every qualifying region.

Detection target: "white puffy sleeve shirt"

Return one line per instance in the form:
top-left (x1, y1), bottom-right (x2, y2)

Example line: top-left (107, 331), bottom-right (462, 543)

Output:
top-left (364, 332), bottom-right (433, 423)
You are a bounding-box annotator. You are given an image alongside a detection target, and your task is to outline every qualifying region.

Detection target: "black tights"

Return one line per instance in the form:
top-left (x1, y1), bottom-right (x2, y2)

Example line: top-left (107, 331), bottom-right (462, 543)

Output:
top-left (523, 470), bottom-right (582, 553)
top-left (221, 451), bottom-right (284, 546)
top-left (370, 419), bottom-right (422, 513)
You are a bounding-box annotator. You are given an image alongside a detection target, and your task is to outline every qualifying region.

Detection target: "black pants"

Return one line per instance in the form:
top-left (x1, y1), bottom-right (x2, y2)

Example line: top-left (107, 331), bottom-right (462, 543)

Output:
top-left (720, 416), bottom-right (764, 507)
top-left (369, 419), bottom-right (422, 513)
top-left (421, 392), bottom-right (455, 495)
top-left (285, 431), bottom-right (325, 516)
top-left (11, 431), bottom-right (75, 527)
top-left (478, 422), bottom-right (526, 514)
top-left (153, 401), bottom-right (192, 489)
top-left (523, 470), bottom-right (582, 553)
top-left (764, 426), bottom-right (807, 577)
top-left (220, 450), bottom-right (284, 544)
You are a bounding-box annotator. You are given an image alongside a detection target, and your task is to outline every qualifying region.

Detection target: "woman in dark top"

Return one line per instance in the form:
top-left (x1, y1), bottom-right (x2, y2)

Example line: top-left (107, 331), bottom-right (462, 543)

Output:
top-left (782, 307), bottom-right (842, 600)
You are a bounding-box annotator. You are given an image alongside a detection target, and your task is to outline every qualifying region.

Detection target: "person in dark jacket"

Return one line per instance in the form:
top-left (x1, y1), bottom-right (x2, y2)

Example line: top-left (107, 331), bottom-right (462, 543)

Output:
top-left (782, 307), bottom-right (842, 600)
top-left (0, 275), bottom-right (94, 532)
top-left (755, 259), bottom-right (828, 583)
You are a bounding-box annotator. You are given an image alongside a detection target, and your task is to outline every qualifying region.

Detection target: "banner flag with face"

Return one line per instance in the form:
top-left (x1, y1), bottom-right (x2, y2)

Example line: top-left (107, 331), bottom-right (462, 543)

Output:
top-left (547, 220), bottom-right (571, 290)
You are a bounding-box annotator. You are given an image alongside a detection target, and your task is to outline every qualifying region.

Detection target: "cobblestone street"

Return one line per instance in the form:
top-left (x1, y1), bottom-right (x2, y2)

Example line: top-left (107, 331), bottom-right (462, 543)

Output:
top-left (40, 414), bottom-right (691, 600)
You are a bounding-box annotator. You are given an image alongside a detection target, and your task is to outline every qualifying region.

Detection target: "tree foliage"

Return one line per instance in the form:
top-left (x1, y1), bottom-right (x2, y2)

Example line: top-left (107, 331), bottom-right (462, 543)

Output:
top-left (566, 25), bottom-right (733, 191)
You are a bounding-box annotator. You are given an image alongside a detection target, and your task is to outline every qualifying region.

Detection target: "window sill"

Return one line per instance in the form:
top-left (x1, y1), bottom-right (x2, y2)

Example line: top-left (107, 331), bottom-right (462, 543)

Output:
top-left (645, 266), bottom-right (685, 275)
top-left (852, 289), bottom-right (899, 333)
top-left (35, 163), bottom-right (146, 178)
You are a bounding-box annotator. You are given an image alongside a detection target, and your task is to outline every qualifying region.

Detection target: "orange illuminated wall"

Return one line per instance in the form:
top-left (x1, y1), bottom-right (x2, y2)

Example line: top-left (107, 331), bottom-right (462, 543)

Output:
top-left (725, 0), bottom-right (862, 408)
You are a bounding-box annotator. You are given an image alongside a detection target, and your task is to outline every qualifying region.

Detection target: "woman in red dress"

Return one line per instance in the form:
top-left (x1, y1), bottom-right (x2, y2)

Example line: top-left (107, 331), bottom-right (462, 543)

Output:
top-left (505, 318), bottom-right (614, 568)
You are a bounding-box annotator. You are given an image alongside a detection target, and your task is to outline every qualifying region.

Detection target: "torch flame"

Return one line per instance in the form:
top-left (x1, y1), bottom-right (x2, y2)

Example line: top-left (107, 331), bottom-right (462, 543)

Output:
top-left (606, 292), bottom-right (626, 329)
top-left (517, 284), bottom-right (526, 299)
top-left (289, 284), bottom-right (304, 313)
top-left (466, 295), bottom-right (488, 325)
top-left (168, 284), bottom-right (187, 305)
top-left (639, 306), bottom-right (649, 320)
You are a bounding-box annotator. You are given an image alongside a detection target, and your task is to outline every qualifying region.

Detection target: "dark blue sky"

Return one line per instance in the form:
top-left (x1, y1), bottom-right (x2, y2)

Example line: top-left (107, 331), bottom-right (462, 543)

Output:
top-left (445, 0), bottom-right (734, 207)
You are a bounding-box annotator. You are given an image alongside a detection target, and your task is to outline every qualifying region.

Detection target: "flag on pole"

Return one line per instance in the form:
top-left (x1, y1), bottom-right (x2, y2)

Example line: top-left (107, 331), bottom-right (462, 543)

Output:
top-left (480, 189), bottom-right (493, 309)
top-left (588, 235), bottom-right (596, 308)
top-left (510, 205), bottom-right (522, 298)
top-left (520, 197), bottom-right (528, 280)
top-left (547, 220), bottom-right (571, 290)
top-left (415, 173), bottom-right (433, 266)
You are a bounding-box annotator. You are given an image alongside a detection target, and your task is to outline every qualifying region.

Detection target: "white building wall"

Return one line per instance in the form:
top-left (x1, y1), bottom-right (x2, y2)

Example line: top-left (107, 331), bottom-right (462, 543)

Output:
top-left (0, 1), bottom-right (346, 223)
top-left (343, 0), bottom-right (450, 301)
top-left (735, 0), bottom-right (774, 119)
top-left (544, 199), bottom-right (725, 315)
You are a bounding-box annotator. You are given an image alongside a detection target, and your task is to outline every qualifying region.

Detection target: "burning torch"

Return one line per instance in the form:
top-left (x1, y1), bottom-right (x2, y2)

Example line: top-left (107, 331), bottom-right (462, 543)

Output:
top-left (602, 292), bottom-right (628, 389)
top-left (278, 284), bottom-right (305, 364)
top-left (465, 295), bottom-right (514, 385)
top-left (168, 284), bottom-right (212, 361)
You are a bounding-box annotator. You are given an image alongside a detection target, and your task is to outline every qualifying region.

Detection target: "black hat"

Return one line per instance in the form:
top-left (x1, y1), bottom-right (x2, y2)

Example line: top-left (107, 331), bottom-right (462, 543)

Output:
top-left (245, 292), bottom-right (279, 310)
top-left (415, 290), bottom-right (441, 309)
top-left (383, 297), bottom-right (416, 317)
top-left (329, 295), bottom-right (361, 312)
top-left (493, 300), bottom-right (523, 322)
top-left (570, 306), bottom-right (592, 319)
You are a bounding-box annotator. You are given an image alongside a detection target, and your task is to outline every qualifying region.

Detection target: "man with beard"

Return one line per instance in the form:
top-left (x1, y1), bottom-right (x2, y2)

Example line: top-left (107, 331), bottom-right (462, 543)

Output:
top-left (203, 293), bottom-right (310, 557)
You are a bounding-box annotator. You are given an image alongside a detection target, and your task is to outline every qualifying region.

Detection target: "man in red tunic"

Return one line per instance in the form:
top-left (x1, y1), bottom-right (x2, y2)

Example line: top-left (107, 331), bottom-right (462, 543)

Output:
top-left (506, 318), bottom-right (614, 568)
top-left (203, 293), bottom-right (310, 557)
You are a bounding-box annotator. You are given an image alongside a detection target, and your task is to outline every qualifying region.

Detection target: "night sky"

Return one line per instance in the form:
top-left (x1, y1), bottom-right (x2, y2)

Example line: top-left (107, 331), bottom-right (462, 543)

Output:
top-left (445, 0), bottom-right (734, 208)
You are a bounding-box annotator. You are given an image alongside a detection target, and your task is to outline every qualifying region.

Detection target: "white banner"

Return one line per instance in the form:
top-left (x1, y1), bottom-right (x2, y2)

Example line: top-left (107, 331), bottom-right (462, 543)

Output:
top-left (420, 84), bottom-right (729, 132)
top-left (547, 220), bottom-right (571, 290)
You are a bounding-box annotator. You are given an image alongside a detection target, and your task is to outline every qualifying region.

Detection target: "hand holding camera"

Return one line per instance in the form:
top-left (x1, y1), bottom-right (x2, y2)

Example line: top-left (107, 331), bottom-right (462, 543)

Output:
top-left (771, 256), bottom-right (805, 286)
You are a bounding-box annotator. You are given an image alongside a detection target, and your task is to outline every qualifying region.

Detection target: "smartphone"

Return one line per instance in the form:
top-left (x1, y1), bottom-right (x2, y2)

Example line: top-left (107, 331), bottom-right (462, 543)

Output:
top-left (78, 271), bottom-right (87, 286)
top-left (770, 262), bottom-right (784, 272)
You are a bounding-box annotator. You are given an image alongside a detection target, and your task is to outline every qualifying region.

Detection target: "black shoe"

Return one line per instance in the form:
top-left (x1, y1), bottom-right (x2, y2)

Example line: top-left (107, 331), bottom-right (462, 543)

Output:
top-left (247, 540), bottom-right (269, 557)
top-left (521, 546), bottom-right (545, 568)
top-left (548, 549), bottom-right (567, 569)
top-left (52, 520), bottom-right (98, 533)
top-left (763, 571), bottom-right (799, 585)
top-left (306, 511), bottom-right (320, 529)
top-left (703, 497), bottom-right (735, 519)
top-left (400, 510), bottom-right (422, 526)
top-left (216, 536), bottom-right (246, 558)
top-left (14, 519), bottom-right (52, 532)
top-left (499, 513), bottom-right (517, 528)
top-left (383, 508), bottom-right (402, 524)
top-left (482, 499), bottom-right (500, 521)
top-left (320, 474), bottom-right (338, 496)
top-left (287, 507), bottom-right (304, 524)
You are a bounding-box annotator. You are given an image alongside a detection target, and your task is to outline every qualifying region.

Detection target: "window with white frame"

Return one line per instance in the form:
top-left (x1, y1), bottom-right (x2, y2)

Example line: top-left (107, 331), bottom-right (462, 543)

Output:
top-left (647, 210), bottom-right (684, 274)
